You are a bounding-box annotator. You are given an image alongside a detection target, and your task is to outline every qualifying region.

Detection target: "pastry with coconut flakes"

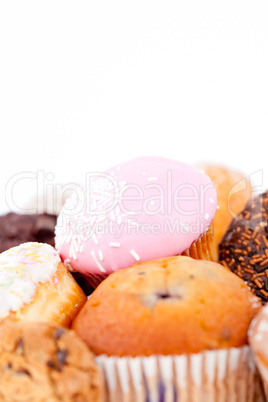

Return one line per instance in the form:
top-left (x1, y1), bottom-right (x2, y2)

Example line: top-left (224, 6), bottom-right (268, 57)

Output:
top-left (55, 156), bottom-right (218, 287)
top-left (0, 242), bottom-right (86, 327)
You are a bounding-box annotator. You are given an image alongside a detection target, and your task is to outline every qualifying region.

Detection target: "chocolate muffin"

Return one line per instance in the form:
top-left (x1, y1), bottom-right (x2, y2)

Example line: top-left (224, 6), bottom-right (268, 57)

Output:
top-left (220, 191), bottom-right (268, 304)
top-left (0, 212), bottom-right (57, 252)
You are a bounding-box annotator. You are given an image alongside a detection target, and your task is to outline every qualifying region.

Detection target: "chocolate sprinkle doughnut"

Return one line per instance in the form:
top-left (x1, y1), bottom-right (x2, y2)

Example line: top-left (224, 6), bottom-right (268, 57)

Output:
top-left (219, 191), bottom-right (268, 304)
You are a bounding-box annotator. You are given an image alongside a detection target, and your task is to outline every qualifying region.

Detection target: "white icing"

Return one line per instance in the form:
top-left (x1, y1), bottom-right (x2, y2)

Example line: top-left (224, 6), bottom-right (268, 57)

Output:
top-left (0, 242), bottom-right (60, 319)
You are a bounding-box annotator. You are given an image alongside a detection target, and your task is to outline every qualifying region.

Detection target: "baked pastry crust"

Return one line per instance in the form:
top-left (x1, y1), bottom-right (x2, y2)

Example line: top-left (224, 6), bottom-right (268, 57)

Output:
top-left (199, 164), bottom-right (252, 243)
top-left (0, 243), bottom-right (87, 328)
top-left (4, 262), bottom-right (87, 328)
top-left (0, 321), bottom-right (102, 402)
top-left (72, 256), bottom-right (260, 356)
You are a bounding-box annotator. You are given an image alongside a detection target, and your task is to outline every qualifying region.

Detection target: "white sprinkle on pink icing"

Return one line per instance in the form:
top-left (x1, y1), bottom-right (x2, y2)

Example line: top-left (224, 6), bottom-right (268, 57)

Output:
top-left (90, 251), bottom-right (106, 273)
top-left (181, 223), bottom-right (190, 233)
top-left (130, 250), bottom-right (140, 261)
top-left (92, 234), bottom-right (99, 245)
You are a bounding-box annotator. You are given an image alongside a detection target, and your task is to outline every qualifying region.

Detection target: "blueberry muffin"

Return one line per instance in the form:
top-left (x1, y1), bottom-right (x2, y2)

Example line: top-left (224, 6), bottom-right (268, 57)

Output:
top-left (72, 255), bottom-right (260, 356)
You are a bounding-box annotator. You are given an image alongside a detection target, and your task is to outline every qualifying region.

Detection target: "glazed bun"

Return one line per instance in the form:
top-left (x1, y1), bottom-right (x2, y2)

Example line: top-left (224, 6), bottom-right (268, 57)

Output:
top-left (0, 242), bottom-right (86, 327)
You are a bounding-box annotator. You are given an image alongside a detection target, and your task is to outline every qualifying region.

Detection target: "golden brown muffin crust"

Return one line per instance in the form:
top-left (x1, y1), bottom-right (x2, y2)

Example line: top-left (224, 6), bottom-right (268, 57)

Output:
top-left (0, 262), bottom-right (87, 328)
top-left (0, 322), bottom-right (102, 402)
top-left (199, 164), bottom-right (252, 243)
top-left (72, 256), bottom-right (261, 357)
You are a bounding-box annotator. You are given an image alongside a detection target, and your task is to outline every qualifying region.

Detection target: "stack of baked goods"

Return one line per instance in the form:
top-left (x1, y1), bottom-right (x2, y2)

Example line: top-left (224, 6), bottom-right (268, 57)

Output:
top-left (0, 241), bottom-right (101, 401)
top-left (1, 156), bottom-right (267, 401)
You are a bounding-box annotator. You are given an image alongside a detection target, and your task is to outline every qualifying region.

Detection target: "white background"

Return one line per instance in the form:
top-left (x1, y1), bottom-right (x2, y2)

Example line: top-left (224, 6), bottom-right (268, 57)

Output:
top-left (0, 1), bottom-right (267, 214)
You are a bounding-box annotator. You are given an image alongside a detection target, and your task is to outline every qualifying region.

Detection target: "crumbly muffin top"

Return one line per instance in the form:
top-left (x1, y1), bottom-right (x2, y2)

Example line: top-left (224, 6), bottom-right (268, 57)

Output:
top-left (0, 321), bottom-right (101, 402)
top-left (72, 256), bottom-right (260, 356)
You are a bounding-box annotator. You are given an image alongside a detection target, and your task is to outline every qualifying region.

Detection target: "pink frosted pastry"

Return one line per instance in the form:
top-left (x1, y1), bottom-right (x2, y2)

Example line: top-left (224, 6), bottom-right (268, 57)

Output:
top-left (55, 156), bottom-right (218, 286)
top-left (249, 304), bottom-right (268, 398)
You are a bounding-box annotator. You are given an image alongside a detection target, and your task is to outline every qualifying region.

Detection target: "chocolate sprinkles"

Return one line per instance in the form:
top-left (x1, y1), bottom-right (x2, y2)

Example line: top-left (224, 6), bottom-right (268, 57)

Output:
top-left (220, 191), bottom-right (268, 304)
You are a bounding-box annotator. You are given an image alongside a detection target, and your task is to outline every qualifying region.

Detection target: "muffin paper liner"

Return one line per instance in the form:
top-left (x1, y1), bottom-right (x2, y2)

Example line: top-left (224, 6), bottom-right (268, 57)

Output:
top-left (96, 346), bottom-right (256, 402)
top-left (181, 223), bottom-right (218, 263)
top-left (252, 356), bottom-right (268, 400)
